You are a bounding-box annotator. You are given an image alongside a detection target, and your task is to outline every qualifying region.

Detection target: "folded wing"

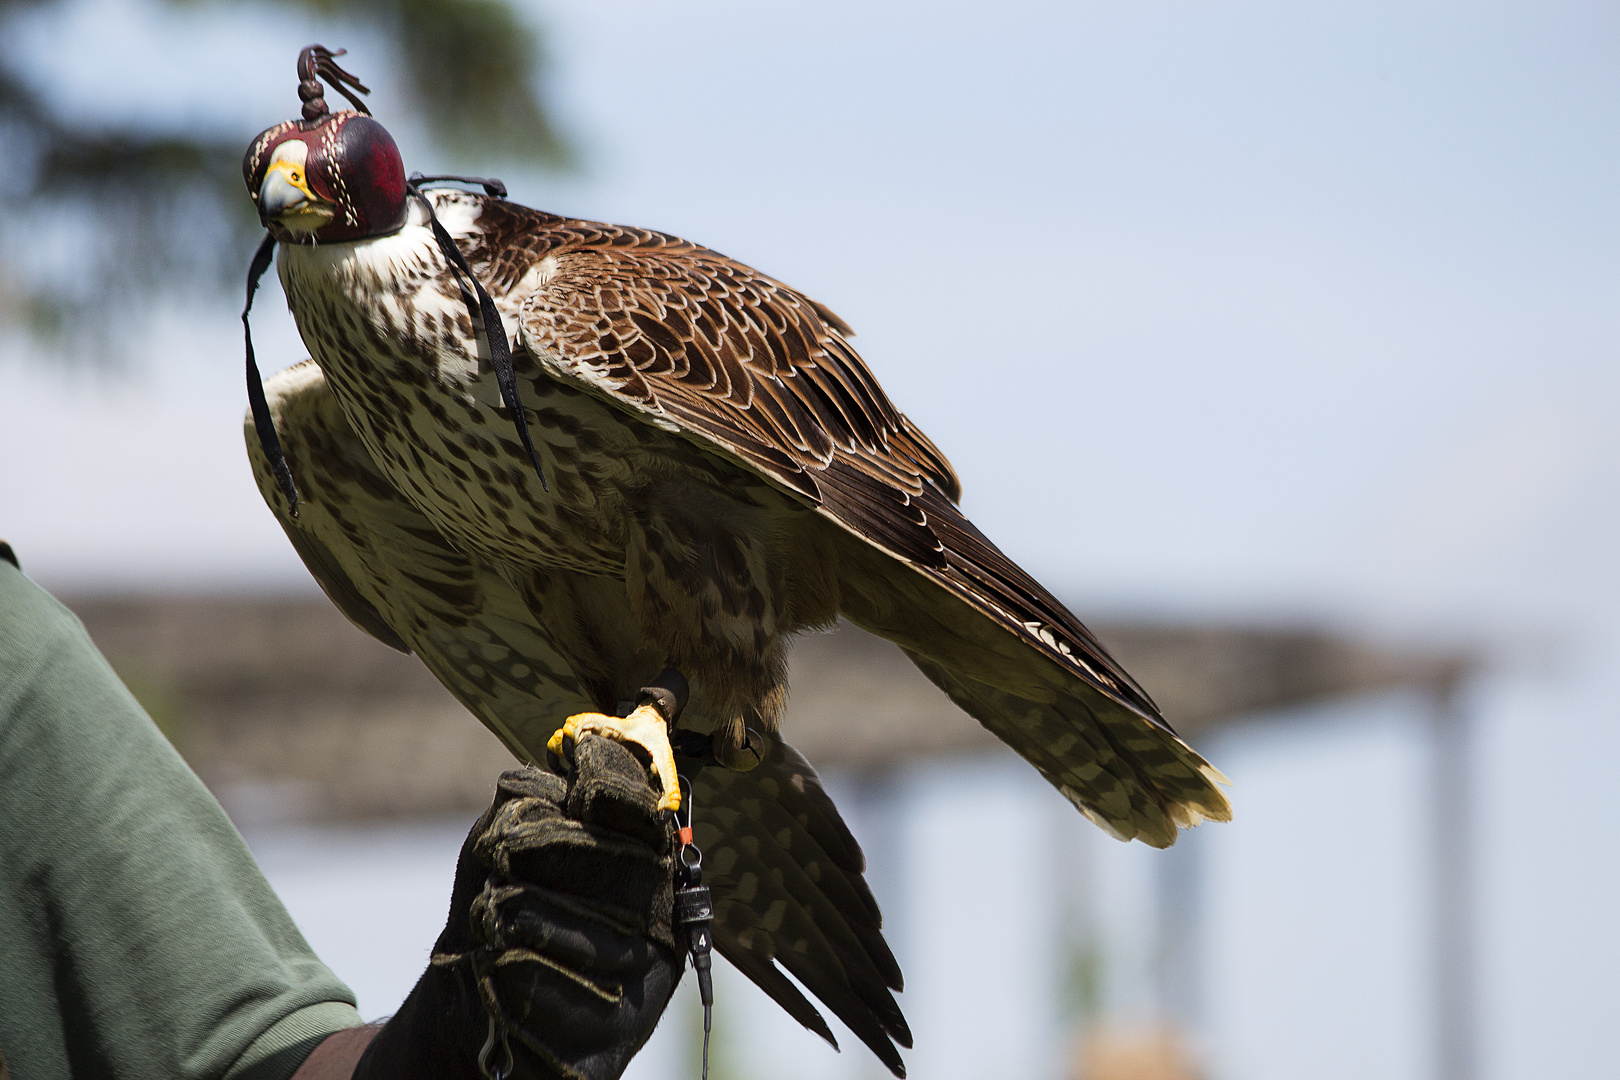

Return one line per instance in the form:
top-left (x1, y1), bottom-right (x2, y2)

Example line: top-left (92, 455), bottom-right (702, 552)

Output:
top-left (487, 197), bottom-right (1230, 846)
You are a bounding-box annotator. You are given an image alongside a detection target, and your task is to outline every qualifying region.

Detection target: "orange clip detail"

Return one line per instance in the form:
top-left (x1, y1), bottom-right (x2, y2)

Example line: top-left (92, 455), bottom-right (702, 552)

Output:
top-left (678, 826), bottom-right (694, 846)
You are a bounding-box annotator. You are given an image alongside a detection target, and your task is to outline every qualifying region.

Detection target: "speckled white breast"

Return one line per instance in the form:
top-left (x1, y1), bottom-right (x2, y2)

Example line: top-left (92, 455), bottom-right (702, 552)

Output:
top-left (274, 199), bottom-right (641, 577)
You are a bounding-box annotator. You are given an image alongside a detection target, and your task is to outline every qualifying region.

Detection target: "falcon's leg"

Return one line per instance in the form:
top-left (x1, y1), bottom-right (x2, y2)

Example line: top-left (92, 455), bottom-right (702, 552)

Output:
top-left (547, 704), bottom-right (682, 812)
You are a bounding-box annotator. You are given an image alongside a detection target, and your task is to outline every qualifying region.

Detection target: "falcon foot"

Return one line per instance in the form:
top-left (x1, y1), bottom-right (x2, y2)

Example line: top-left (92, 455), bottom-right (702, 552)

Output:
top-left (548, 704), bottom-right (682, 812)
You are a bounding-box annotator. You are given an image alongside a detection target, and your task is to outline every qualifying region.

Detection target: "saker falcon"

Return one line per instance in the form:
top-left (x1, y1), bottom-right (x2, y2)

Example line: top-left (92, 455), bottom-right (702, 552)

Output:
top-left (241, 46), bottom-right (1230, 1076)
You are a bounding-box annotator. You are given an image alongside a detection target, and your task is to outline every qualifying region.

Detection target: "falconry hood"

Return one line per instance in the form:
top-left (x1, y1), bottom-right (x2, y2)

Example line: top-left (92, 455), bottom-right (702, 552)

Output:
top-left (243, 45), bottom-right (407, 244)
top-left (239, 44), bottom-right (549, 519)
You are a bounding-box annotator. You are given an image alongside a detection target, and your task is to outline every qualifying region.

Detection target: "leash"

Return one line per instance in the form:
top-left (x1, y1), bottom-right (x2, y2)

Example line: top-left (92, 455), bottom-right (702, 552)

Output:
top-left (242, 232), bottom-right (299, 515)
top-left (405, 176), bottom-right (549, 494)
top-left (672, 773), bottom-right (715, 1080)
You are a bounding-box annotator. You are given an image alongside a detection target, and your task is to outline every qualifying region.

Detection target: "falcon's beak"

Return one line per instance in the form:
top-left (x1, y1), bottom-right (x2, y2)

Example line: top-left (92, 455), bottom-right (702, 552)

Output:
top-left (258, 160), bottom-right (335, 233)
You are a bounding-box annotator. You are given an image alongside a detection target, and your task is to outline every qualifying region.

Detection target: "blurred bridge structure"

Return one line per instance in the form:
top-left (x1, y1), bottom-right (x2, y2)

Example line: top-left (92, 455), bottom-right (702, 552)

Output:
top-left (66, 595), bottom-right (1460, 819)
top-left (67, 594), bottom-right (1474, 1080)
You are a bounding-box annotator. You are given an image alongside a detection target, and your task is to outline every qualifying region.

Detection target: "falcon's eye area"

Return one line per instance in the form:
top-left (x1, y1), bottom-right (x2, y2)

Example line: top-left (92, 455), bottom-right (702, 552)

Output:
top-left (242, 120), bottom-right (303, 193)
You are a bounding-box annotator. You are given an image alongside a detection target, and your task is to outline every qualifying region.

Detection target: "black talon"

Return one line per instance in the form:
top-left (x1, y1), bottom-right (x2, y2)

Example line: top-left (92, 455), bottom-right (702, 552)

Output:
top-left (635, 668), bottom-right (689, 726)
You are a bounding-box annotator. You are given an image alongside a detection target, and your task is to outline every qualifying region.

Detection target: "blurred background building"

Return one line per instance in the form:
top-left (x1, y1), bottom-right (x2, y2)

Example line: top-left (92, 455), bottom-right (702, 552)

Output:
top-left (4, 2), bottom-right (1617, 1079)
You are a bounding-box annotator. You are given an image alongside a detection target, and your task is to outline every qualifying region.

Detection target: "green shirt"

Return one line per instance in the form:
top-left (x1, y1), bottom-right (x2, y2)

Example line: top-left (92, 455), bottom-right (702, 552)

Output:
top-left (0, 554), bottom-right (362, 1079)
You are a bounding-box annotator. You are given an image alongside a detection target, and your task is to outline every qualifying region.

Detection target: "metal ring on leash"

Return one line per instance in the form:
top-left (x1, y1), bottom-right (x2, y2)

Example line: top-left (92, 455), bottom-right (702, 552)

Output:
top-left (675, 774), bottom-right (703, 871)
top-left (479, 1012), bottom-right (514, 1080)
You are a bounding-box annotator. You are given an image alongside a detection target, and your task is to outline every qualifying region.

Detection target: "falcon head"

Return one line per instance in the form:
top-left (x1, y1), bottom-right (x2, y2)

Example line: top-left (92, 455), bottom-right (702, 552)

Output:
top-left (243, 112), bottom-right (408, 244)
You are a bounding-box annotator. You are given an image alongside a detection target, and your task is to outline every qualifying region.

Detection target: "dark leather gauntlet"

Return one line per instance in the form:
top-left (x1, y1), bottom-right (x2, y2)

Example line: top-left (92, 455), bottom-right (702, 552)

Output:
top-left (354, 736), bottom-right (681, 1080)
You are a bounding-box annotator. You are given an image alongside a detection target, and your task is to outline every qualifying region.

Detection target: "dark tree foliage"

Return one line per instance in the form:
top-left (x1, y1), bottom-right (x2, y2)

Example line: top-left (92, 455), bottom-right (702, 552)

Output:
top-left (0, 0), bottom-right (570, 356)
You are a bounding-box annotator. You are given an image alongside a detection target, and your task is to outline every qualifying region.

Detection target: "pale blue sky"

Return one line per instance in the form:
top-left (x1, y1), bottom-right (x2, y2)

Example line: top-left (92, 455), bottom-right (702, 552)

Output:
top-left (4, 0), bottom-right (1618, 640)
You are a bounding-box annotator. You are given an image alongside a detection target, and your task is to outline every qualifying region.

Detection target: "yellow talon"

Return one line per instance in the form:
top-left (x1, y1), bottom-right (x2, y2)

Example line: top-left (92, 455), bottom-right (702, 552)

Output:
top-left (546, 703), bottom-right (682, 813)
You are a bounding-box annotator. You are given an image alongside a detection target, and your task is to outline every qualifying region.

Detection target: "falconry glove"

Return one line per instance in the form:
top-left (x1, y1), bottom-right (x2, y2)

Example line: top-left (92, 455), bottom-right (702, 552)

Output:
top-left (353, 736), bottom-right (681, 1080)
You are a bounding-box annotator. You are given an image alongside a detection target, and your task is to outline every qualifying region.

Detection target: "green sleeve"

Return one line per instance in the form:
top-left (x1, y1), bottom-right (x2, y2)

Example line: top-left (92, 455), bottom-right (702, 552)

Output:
top-left (0, 558), bottom-right (364, 1080)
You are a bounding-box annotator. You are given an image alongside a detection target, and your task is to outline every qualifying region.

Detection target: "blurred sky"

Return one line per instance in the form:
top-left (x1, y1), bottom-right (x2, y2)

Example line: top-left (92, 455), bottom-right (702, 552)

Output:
top-left (3, 0), bottom-right (1616, 644)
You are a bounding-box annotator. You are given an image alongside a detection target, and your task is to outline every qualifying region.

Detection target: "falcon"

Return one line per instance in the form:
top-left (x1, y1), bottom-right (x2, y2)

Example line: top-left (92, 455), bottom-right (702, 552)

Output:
top-left (241, 47), bottom-right (1230, 1076)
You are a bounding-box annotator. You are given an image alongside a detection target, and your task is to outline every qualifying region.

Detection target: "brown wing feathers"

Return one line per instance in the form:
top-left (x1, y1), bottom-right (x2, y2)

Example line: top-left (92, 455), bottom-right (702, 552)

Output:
top-left (918, 482), bottom-right (1162, 719)
top-left (488, 194), bottom-right (1229, 841)
top-left (492, 196), bottom-right (1160, 717)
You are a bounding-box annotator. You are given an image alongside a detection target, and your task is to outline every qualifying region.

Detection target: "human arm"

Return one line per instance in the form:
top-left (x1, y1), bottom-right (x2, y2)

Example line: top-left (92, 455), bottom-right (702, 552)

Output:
top-left (0, 553), bottom-right (362, 1080)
